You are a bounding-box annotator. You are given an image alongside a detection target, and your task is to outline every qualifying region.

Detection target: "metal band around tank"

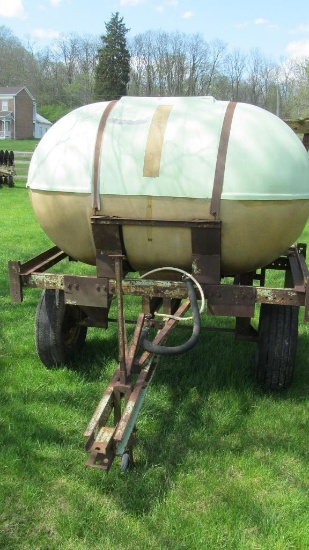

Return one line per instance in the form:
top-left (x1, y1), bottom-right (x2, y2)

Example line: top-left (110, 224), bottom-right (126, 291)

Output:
top-left (92, 100), bottom-right (118, 211)
top-left (210, 101), bottom-right (237, 217)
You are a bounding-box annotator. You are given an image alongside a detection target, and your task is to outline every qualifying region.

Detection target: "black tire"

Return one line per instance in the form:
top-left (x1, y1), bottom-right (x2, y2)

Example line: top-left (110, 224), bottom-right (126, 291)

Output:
top-left (255, 304), bottom-right (298, 390)
top-left (35, 289), bottom-right (87, 367)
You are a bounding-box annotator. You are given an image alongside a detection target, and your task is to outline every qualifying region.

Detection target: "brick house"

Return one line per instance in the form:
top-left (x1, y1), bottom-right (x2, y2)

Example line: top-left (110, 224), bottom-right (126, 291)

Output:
top-left (0, 86), bottom-right (52, 139)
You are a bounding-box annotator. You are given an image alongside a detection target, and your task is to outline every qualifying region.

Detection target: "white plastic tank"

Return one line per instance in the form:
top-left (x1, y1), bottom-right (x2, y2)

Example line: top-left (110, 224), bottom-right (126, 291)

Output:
top-left (27, 96), bottom-right (309, 275)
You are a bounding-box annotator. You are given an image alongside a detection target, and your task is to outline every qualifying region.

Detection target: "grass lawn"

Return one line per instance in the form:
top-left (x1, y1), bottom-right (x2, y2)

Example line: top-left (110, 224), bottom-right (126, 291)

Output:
top-left (0, 163), bottom-right (309, 549)
top-left (0, 139), bottom-right (39, 152)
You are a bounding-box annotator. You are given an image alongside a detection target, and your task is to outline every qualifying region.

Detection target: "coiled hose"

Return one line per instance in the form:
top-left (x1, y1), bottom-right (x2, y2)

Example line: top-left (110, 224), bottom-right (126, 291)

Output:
top-left (140, 275), bottom-right (201, 356)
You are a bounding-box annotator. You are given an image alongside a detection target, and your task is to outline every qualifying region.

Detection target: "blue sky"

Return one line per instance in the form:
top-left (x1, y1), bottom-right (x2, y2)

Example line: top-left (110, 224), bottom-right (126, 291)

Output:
top-left (1, 0), bottom-right (309, 60)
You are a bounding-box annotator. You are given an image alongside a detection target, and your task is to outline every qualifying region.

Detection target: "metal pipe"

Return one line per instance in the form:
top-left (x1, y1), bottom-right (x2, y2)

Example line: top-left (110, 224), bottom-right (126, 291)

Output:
top-left (113, 255), bottom-right (128, 384)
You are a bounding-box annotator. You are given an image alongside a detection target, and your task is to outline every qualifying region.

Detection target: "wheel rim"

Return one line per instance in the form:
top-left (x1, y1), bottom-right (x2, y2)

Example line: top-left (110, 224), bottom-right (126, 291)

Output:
top-left (62, 306), bottom-right (84, 350)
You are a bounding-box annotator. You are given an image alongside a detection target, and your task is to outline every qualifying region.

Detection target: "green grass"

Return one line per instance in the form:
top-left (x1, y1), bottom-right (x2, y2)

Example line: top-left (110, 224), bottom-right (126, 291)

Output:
top-left (0, 184), bottom-right (309, 550)
top-left (0, 139), bottom-right (39, 151)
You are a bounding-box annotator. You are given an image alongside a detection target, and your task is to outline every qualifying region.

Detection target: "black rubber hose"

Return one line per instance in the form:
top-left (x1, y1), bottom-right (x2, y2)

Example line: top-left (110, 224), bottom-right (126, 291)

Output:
top-left (140, 276), bottom-right (201, 356)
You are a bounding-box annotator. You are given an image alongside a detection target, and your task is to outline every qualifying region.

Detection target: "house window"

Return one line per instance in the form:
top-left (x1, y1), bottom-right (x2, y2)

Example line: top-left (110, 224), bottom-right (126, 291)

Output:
top-left (2, 100), bottom-right (8, 111)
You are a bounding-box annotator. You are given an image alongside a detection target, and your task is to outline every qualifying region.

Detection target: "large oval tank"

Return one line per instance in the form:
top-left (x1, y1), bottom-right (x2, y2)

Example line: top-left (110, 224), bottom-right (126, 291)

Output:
top-left (27, 97), bottom-right (309, 275)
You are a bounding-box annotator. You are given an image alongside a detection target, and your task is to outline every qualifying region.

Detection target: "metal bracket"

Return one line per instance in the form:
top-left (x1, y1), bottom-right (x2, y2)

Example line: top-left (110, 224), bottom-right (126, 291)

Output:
top-left (207, 285), bottom-right (256, 318)
top-left (191, 221), bottom-right (221, 284)
top-left (91, 215), bottom-right (222, 284)
top-left (8, 246), bottom-right (67, 302)
top-left (64, 275), bottom-right (108, 308)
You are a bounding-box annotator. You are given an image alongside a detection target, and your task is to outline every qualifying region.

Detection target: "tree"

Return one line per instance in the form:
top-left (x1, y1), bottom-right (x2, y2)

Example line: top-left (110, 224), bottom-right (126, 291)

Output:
top-left (128, 31), bottom-right (226, 98)
top-left (94, 12), bottom-right (130, 101)
top-left (223, 49), bottom-right (247, 101)
top-left (0, 25), bottom-right (39, 91)
top-left (0, 23), bottom-right (307, 120)
top-left (291, 58), bottom-right (309, 117)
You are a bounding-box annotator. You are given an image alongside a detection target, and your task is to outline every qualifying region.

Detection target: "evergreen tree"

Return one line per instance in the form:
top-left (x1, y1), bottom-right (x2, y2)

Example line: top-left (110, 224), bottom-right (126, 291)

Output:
top-left (94, 12), bottom-right (130, 101)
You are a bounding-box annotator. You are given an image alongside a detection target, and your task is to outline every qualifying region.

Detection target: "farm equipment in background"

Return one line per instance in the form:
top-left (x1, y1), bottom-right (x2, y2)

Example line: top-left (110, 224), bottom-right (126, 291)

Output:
top-left (0, 150), bottom-right (15, 188)
top-left (284, 117), bottom-right (309, 151)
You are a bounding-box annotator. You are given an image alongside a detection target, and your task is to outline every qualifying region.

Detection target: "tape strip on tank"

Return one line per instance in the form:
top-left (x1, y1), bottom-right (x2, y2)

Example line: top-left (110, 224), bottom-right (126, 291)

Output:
top-left (143, 104), bottom-right (173, 178)
top-left (210, 101), bottom-right (237, 217)
top-left (92, 100), bottom-right (118, 211)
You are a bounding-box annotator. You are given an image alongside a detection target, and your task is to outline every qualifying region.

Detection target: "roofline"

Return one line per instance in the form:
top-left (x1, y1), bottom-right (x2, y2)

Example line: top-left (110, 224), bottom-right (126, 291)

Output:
top-left (36, 113), bottom-right (53, 125)
top-left (0, 86), bottom-right (36, 101)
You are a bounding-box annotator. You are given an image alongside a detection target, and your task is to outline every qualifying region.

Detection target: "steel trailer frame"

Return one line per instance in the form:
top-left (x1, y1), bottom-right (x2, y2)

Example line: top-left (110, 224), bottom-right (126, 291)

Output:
top-left (8, 216), bottom-right (309, 471)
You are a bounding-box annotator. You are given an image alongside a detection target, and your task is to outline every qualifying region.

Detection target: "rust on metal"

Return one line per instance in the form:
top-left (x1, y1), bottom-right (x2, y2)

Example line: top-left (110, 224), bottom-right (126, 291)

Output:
top-left (256, 287), bottom-right (304, 306)
top-left (19, 246), bottom-right (67, 275)
top-left (112, 278), bottom-right (188, 300)
top-left (210, 101), bottom-right (237, 217)
top-left (207, 285), bottom-right (256, 317)
top-left (92, 222), bottom-right (125, 278)
top-left (91, 215), bottom-right (222, 284)
top-left (114, 300), bottom-right (191, 444)
top-left (92, 426), bottom-right (116, 454)
top-left (8, 246), bottom-right (67, 302)
top-left (113, 255), bottom-right (128, 384)
top-left (92, 100), bottom-right (118, 211)
top-left (64, 275), bottom-right (108, 307)
top-left (191, 222), bottom-right (221, 284)
top-left (25, 273), bottom-right (65, 290)
top-left (84, 369), bottom-right (120, 444)
top-left (8, 261), bottom-right (23, 302)
top-left (288, 245), bottom-right (309, 291)
top-left (86, 448), bottom-right (114, 472)
top-left (125, 312), bottom-right (145, 375)
top-left (85, 298), bottom-right (191, 469)
top-left (91, 215), bottom-right (221, 229)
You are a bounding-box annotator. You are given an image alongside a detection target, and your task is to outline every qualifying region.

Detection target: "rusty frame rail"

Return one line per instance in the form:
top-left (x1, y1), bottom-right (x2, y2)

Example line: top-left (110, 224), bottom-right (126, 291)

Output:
top-left (8, 243), bottom-right (308, 316)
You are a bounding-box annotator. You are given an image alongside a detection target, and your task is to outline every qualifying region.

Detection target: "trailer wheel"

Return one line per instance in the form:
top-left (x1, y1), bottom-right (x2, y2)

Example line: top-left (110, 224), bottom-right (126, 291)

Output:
top-left (120, 452), bottom-right (131, 473)
top-left (35, 289), bottom-right (87, 367)
top-left (255, 304), bottom-right (298, 390)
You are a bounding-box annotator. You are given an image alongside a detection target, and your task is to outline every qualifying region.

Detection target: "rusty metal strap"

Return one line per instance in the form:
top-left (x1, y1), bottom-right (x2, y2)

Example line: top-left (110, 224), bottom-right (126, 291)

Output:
top-left (92, 100), bottom-right (118, 211)
top-left (210, 101), bottom-right (237, 217)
